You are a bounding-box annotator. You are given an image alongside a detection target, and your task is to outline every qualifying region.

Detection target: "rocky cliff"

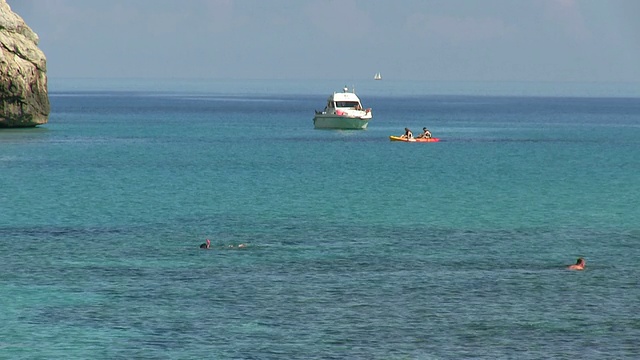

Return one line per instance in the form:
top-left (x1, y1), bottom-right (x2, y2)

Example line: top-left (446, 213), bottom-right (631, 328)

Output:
top-left (0, 0), bottom-right (49, 127)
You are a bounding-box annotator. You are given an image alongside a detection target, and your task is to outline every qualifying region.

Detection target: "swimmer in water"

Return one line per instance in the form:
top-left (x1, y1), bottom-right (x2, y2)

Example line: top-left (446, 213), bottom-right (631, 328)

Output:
top-left (567, 257), bottom-right (585, 270)
top-left (199, 239), bottom-right (211, 249)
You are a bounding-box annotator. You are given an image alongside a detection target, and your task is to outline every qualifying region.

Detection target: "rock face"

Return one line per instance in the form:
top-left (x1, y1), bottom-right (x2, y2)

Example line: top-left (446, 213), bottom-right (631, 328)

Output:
top-left (0, 0), bottom-right (49, 127)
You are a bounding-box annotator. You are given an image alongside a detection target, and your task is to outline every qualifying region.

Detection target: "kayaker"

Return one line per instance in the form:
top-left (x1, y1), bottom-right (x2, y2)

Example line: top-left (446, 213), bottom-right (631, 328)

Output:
top-left (200, 238), bottom-right (211, 249)
top-left (401, 128), bottom-right (413, 139)
top-left (417, 127), bottom-right (432, 139)
top-left (567, 257), bottom-right (585, 270)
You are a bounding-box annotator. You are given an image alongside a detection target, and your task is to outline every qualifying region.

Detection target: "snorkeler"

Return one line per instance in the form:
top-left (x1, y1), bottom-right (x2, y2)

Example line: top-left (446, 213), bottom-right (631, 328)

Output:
top-left (199, 239), bottom-right (211, 249)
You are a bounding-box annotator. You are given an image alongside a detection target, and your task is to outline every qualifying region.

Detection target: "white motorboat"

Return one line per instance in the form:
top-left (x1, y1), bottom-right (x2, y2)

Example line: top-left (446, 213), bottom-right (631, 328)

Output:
top-left (313, 87), bottom-right (372, 130)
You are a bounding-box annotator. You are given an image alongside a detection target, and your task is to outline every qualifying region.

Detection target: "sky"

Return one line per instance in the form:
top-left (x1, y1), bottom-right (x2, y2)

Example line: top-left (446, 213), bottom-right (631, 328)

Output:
top-left (8, 0), bottom-right (640, 82)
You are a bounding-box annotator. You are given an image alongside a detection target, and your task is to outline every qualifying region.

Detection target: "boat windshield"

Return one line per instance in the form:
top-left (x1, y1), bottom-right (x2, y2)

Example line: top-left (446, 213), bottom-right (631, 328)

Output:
top-left (335, 101), bottom-right (360, 108)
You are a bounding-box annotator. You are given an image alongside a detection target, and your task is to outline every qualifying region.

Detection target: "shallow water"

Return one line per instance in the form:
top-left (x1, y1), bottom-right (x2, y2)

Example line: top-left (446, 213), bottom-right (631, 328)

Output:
top-left (1, 79), bottom-right (639, 358)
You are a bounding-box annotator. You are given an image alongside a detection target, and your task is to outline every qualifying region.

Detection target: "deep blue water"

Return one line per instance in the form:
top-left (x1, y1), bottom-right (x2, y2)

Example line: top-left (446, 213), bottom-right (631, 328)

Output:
top-left (1, 79), bottom-right (639, 359)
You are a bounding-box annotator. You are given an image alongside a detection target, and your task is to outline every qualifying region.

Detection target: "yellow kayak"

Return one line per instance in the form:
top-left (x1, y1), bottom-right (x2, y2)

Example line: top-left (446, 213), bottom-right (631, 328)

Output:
top-left (389, 136), bottom-right (440, 142)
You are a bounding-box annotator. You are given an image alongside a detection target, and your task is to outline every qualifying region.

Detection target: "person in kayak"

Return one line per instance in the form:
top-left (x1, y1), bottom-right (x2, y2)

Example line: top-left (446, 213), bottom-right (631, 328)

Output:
top-left (416, 127), bottom-right (432, 139)
top-left (401, 128), bottom-right (413, 140)
top-left (567, 257), bottom-right (585, 270)
top-left (200, 239), bottom-right (211, 249)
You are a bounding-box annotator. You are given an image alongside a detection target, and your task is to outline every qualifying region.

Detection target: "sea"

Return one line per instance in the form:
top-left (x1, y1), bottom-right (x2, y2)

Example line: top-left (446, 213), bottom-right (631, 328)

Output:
top-left (1, 78), bottom-right (639, 359)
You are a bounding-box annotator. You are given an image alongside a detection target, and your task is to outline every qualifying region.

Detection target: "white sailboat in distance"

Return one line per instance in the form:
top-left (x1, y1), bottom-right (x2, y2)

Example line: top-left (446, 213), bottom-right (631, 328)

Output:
top-left (374, 72), bottom-right (382, 80)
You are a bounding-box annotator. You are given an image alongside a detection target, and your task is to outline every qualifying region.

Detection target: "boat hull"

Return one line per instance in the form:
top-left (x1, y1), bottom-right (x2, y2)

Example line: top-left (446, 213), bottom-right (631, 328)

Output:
top-left (313, 115), bottom-right (370, 130)
top-left (389, 136), bottom-right (440, 142)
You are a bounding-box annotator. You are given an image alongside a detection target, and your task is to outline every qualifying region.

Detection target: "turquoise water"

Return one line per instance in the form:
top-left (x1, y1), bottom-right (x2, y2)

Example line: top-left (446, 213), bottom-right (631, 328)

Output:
top-left (1, 79), bottom-right (639, 358)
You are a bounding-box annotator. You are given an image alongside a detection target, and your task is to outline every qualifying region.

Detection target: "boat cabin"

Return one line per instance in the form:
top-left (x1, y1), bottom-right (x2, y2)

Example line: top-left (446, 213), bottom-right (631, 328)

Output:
top-left (324, 87), bottom-right (363, 111)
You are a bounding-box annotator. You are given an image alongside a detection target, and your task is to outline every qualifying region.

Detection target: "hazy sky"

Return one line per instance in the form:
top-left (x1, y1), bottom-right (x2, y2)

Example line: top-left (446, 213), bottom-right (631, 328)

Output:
top-left (9, 0), bottom-right (640, 82)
